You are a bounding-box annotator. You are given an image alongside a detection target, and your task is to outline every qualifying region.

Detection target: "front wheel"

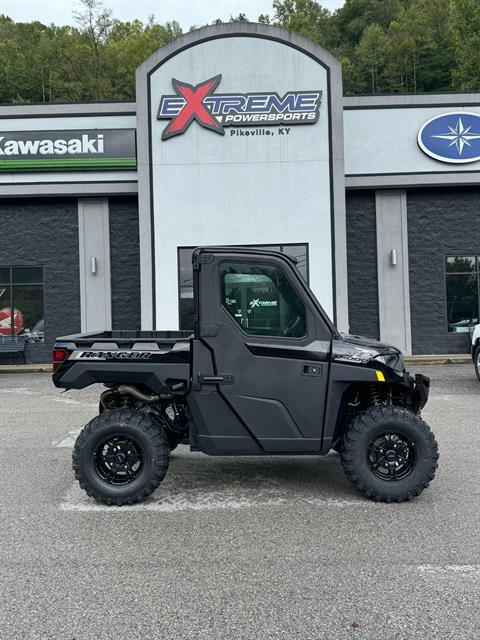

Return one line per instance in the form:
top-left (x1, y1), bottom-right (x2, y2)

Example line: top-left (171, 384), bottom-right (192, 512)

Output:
top-left (72, 409), bottom-right (169, 506)
top-left (340, 406), bottom-right (439, 502)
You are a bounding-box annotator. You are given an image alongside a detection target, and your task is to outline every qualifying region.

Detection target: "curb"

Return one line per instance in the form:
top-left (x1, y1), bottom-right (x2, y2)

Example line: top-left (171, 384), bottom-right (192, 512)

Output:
top-left (405, 355), bottom-right (471, 366)
top-left (0, 364), bottom-right (53, 374)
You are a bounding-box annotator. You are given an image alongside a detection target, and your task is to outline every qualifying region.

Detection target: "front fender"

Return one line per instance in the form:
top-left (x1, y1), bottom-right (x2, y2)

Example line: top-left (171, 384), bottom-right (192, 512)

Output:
top-left (321, 362), bottom-right (425, 453)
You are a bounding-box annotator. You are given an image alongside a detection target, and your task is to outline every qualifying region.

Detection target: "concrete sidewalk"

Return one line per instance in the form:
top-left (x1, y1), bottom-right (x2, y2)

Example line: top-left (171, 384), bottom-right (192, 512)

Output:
top-left (0, 353), bottom-right (472, 374)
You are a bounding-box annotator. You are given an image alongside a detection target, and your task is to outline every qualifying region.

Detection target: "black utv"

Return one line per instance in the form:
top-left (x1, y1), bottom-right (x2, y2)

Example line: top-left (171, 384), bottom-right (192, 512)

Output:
top-left (53, 247), bottom-right (438, 505)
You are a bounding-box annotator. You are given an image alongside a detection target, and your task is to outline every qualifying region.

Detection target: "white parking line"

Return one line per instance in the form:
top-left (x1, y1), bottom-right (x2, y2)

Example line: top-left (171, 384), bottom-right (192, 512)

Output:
top-left (0, 387), bottom-right (40, 395)
top-left (418, 565), bottom-right (480, 575)
top-left (59, 481), bottom-right (370, 513)
top-left (55, 428), bottom-right (374, 513)
top-left (52, 397), bottom-right (87, 405)
top-left (53, 429), bottom-right (81, 448)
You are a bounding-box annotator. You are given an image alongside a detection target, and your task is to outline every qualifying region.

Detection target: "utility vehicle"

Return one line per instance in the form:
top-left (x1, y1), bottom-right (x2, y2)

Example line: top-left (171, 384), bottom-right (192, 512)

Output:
top-left (53, 247), bottom-right (438, 505)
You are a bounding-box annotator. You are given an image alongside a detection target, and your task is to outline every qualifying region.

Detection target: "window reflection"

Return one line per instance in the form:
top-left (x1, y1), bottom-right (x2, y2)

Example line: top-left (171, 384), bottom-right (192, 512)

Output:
top-left (178, 245), bottom-right (309, 330)
top-left (445, 257), bottom-right (479, 333)
top-left (0, 267), bottom-right (44, 342)
top-left (221, 263), bottom-right (306, 337)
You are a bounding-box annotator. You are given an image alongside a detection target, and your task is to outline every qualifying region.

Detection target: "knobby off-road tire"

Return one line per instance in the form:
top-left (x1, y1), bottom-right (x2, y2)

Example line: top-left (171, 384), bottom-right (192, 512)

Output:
top-left (340, 405), bottom-right (439, 503)
top-left (72, 408), bottom-right (169, 506)
top-left (474, 345), bottom-right (480, 382)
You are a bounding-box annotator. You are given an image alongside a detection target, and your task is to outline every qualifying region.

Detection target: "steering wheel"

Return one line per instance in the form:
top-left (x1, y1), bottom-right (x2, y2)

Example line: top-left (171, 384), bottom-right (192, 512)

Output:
top-left (282, 315), bottom-right (302, 337)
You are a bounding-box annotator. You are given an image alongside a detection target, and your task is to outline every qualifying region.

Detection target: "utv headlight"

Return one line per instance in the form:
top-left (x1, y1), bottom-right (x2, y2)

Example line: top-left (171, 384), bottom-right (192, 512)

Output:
top-left (374, 353), bottom-right (405, 372)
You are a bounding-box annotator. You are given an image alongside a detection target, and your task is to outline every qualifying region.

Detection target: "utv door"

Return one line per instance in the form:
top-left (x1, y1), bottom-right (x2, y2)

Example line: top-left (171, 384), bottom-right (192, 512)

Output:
top-left (188, 249), bottom-right (333, 455)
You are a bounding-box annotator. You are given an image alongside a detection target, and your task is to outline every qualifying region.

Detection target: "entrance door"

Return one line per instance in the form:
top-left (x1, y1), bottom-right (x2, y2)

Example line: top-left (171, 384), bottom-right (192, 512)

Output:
top-left (78, 198), bottom-right (112, 332)
top-left (190, 250), bottom-right (333, 454)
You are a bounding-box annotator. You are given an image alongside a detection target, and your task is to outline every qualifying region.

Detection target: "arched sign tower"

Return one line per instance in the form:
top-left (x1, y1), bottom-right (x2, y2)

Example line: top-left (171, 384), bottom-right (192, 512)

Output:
top-left (136, 23), bottom-right (348, 331)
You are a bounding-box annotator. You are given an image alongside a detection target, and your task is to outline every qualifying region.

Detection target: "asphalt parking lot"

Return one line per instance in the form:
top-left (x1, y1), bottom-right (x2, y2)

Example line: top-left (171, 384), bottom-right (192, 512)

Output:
top-left (0, 365), bottom-right (479, 639)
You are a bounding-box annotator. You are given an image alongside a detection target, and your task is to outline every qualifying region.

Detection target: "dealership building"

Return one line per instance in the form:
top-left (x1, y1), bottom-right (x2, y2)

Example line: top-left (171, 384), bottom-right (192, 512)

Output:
top-left (1, 22), bottom-right (480, 363)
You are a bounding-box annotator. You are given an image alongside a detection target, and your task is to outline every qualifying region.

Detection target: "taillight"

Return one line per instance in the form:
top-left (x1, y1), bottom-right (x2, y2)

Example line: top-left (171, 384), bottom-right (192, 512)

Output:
top-left (52, 348), bottom-right (70, 373)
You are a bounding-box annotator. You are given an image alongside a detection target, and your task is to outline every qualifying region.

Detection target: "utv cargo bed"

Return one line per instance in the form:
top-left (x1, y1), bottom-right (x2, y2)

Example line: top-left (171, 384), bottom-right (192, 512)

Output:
top-left (53, 330), bottom-right (192, 394)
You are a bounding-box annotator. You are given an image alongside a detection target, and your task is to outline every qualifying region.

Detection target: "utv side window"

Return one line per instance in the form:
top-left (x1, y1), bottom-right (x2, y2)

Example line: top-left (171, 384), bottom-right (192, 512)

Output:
top-left (220, 262), bottom-right (306, 338)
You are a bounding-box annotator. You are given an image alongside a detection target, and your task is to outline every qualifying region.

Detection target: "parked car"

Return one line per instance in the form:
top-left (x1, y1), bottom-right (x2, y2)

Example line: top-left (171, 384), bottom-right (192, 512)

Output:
top-left (471, 324), bottom-right (480, 381)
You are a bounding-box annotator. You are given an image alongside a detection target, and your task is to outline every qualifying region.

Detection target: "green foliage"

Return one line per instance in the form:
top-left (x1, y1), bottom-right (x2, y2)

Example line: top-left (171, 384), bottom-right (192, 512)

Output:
top-left (0, 0), bottom-right (477, 101)
top-left (271, 0), bottom-right (459, 94)
top-left (0, 0), bottom-right (182, 103)
top-left (334, 0), bottom-right (409, 49)
top-left (451, 0), bottom-right (480, 90)
top-left (229, 13), bottom-right (249, 22)
top-left (272, 0), bottom-right (338, 48)
top-left (353, 24), bottom-right (389, 93)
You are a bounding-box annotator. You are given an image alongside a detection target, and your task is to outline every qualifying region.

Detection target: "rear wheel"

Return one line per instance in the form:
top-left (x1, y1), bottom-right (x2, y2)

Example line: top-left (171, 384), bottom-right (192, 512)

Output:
top-left (340, 405), bottom-right (439, 502)
top-left (72, 409), bottom-right (169, 506)
top-left (474, 345), bottom-right (480, 382)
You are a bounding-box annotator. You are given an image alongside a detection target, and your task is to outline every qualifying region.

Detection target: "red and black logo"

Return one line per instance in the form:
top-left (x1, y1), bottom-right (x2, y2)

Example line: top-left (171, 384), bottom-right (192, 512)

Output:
top-left (157, 74), bottom-right (321, 140)
top-left (159, 75), bottom-right (224, 141)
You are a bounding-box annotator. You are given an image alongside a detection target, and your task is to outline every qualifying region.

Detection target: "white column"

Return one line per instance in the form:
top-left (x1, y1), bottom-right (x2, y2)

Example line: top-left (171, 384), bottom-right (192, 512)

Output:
top-left (376, 190), bottom-right (412, 354)
top-left (78, 198), bottom-right (112, 332)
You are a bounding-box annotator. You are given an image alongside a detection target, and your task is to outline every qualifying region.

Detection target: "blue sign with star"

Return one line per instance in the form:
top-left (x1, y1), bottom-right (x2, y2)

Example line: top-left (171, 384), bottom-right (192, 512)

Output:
top-left (418, 112), bottom-right (480, 164)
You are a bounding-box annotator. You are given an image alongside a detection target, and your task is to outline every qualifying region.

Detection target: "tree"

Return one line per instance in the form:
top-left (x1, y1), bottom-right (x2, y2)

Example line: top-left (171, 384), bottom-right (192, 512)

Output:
top-left (34, 27), bottom-right (92, 102)
top-left (230, 13), bottom-right (249, 22)
top-left (339, 55), bottom-right (356, 94)
top-left (258, 14), bottom-right (271, 23)
top-left (334, 0), bottom-right (409, 49)
top-left (354, 24), bottom-right (389, 93)
top-left (104, 18), bottom-right (182, 100)
top-left (0, 0), bottom-right (467, 101)
top-left (272, 0), bottom-right (337, 49)
top-left (384, 1), bottom-right (454, 92)
top-left (73, 0), bottom-right (113, 99)
top-left (383, 20), bottom-right (416, 92)
top-left (347, 0), bottom-right (454, 94)
top-left (451, 0), bottom-right (480, 90)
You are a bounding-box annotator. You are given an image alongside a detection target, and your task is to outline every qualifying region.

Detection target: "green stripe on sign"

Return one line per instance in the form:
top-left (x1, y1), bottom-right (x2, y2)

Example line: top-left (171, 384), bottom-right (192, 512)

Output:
top-left (0, 157), bottom-right (137, 171)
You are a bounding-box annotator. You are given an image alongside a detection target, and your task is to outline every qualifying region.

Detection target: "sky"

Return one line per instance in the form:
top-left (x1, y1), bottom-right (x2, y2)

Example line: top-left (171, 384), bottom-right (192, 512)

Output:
top-left (1, 0), bottom-right (346, 29)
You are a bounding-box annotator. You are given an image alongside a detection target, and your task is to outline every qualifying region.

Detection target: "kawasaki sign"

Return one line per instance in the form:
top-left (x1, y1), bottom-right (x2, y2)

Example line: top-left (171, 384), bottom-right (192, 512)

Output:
top-left (0, 129), bottom-right (136, 171)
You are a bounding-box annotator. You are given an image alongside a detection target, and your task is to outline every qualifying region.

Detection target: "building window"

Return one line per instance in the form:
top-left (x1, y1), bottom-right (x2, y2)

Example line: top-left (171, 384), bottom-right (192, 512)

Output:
top-left (178, 244), bottom-right (309, 330)
top-left (0, 267), bottom-right (44, 342)
top-left (445, 257), bottom-right (479, 333)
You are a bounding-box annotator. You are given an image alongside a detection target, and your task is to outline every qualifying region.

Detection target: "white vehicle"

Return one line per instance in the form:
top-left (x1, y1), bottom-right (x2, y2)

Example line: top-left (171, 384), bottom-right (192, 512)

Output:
top-left (472, 324), bottom-right (480, 381)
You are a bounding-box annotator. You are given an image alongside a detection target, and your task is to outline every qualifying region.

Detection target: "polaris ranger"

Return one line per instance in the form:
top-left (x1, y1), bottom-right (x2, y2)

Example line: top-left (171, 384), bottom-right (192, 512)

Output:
top-left (53, 247), bottom-right (438, 505)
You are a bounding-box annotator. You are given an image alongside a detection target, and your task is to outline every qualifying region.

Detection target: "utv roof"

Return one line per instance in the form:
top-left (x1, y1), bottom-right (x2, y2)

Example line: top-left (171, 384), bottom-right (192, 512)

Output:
top-left (193, 246), bottom-right (298, 265)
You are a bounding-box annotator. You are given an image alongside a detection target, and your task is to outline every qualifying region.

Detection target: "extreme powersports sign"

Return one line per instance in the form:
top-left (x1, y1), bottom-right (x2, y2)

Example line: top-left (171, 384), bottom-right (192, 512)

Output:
top-left (157, 74), bottom-right (322, 140)
top-left (0, 129), bottom-right (136, 172)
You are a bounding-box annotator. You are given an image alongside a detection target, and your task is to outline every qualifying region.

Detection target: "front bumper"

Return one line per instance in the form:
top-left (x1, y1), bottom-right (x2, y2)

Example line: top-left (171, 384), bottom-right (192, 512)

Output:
top-left (413, 373), bottom-right (430, 413)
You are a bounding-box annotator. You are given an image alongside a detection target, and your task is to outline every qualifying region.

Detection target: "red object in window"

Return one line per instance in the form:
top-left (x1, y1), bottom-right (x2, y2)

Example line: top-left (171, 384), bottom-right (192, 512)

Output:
top-left (0, 307), bottom-right (24, 336)
top-left (52, 348), bottom-right (70, 373)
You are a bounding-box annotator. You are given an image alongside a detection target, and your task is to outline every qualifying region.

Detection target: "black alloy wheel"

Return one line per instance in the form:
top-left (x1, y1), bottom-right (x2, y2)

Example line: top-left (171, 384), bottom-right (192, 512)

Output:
top-left (94, 435), bottom-right (145, 485)
top-left (367, 432), bottom-right (416, 481)
top-left (340, 405), bottom-right (439, 502)
top-left (73, 408), bottom-right (169, 506)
